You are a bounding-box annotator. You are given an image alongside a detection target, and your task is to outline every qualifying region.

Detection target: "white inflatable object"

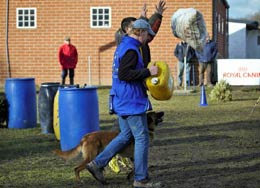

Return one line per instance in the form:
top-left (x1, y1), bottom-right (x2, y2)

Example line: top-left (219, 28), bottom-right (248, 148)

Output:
top-left (171, 8), bottom-right (207, 51)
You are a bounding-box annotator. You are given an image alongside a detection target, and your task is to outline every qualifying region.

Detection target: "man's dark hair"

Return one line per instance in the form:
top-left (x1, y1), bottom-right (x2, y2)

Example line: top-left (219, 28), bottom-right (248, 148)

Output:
top-left (115, 28), bottom-right (125, 46)
top-left (121, 17), bottom-right (137, 33)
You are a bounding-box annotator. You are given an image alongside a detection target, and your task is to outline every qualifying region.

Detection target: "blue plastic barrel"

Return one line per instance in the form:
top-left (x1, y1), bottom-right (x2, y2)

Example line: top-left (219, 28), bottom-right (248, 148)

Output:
top-left (59, 86), bottom-right (100, 151)
top-left (38, 82), bottom-right (60, 134)
top-left (5, 78), bottom-right (37, 129)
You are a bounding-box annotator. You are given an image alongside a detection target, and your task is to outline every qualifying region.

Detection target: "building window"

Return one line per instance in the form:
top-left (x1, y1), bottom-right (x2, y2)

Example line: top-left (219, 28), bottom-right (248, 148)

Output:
top-left (257, 36), bottom-right (260, 45)
top-left (222, 18), bottom-right (224, 34)
top-left (90, 7), bottom-right (111, 28)
top-left (16, 8), bottom-right (37, 28)
top-left (218, 14), bottom-right (221, 33)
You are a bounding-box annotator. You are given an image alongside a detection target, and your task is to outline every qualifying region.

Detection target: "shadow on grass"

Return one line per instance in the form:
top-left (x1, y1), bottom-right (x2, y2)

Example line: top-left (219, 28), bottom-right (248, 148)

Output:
top-left (232, 97), bottom-right (259, 102)
top-left (159, 119), bottom-right (260, 133)
top-left (153, 134), bottom-right (231, 147)
top-left (153, 162), bottom-right (260, 188)
top-left (0, 131), bottom-right (58, 162)
top-left (152, 152), bottom-right (260, 171)
top-left (148, 118), bottom-right (260, 187)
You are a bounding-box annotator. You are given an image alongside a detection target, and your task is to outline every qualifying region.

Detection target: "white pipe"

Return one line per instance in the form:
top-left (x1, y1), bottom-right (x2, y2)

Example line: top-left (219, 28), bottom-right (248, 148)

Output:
top-left (183, 56), bottom-right (187, 91)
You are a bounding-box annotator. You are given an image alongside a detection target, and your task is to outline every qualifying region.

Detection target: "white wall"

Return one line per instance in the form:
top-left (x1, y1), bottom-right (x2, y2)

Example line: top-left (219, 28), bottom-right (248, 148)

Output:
top-left (247, 29), bottom-right (260, 58)
top-left (228, 22), bottom-right (246, 58)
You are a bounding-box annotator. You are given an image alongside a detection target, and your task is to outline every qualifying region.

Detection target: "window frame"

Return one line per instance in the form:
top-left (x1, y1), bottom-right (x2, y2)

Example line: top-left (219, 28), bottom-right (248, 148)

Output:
top-left (257, 36), bottom-right (260, 45)
top-left (218, 14), bottom-right (221, 33)
top-left (90, 7), bottom-right (111, 28)
top-left (16, 7), bottom-right (37, 29)
top-left (221, 17), bottom-right (224, 34)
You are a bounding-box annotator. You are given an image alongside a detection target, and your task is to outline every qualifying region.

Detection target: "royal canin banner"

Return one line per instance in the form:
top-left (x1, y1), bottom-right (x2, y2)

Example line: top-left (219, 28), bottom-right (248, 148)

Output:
top-left (218, 59), bottom-right (260, 85)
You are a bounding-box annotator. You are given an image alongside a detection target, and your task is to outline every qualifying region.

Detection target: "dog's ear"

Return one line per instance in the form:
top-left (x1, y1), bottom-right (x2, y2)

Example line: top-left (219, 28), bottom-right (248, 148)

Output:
top-left (147, 111), bottom-right (164, 126)
top-left (155, 111), bottom-right (164, 124)
top-left (156, 111), bottom-right (164, 118)
top-left (146, 111), bottom-right (155, 125)
top-left (146, 111), bottom-right (156, 131)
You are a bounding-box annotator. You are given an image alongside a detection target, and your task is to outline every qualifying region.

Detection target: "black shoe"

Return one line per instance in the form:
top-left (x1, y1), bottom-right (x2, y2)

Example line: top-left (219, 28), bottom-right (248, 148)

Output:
top-left (86, 161), bottom-right (107, 185)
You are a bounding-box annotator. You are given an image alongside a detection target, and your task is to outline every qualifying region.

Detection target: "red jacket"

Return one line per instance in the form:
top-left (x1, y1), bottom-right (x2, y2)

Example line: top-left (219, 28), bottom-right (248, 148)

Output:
top-left (58, 44), bottom-right (78, 69)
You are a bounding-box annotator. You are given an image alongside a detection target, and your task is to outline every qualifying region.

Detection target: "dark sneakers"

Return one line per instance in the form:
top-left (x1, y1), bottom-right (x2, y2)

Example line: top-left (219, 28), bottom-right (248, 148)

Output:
top-left (86, 161), bottom-right (107, 185)
top-left (133, 179), bottom-right (162, 188)
top-left (86, 161), bottom-right (162, 187)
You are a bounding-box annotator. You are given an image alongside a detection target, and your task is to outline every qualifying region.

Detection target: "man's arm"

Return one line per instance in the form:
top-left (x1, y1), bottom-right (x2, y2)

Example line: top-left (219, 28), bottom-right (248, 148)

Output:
top-left (212, 42), bottom-right (218, 59)
top-left (118, 50), bottom-right (150, 81)
top-left (58, 46), bottom-right (63, 65)
top-left (174, 44), bottom-right (179, 57)
top-left (148, 0), bottom-right (167, 42)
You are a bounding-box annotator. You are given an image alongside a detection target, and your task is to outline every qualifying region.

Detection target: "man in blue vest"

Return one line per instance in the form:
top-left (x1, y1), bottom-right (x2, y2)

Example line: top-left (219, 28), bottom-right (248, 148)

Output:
top-left (86, 19), bottom-right (161, 187)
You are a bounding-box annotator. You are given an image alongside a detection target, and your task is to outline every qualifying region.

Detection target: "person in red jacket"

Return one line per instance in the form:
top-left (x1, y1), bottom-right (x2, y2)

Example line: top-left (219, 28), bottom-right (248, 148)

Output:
top-left (58, 36), bottom-right (78, 85)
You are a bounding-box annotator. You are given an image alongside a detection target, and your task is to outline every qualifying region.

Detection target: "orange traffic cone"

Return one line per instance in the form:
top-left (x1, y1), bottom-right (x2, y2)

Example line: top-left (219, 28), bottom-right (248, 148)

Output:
top-left (200, 85), bottom-right (208, 106)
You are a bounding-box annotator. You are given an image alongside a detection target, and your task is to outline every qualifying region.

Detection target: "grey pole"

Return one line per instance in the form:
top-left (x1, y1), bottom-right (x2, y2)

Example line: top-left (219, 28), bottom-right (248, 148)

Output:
top-left (183, 44), bottom-right (190, 91)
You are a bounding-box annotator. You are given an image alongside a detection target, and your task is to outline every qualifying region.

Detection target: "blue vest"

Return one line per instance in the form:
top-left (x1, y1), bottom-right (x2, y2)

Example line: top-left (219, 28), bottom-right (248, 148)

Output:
top-left (110, 36), bottom-right (151, 116)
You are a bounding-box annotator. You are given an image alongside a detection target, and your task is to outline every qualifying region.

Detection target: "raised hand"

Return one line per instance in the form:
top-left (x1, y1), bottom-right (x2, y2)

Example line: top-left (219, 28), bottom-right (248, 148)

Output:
top-left (141, 3), bottom-right (148, 18)
top-left (155, 0), bottom-right (167, 15)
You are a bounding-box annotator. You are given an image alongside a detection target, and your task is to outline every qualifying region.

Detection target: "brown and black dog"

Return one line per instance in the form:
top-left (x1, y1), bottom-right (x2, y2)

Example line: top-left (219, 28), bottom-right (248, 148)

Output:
top-left (53, 111), bottom-right (164, 181)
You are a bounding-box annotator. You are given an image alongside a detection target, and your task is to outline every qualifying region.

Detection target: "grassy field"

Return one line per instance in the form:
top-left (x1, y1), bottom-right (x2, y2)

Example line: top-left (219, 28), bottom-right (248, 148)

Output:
top-left (0, 86), bottom-right (260, 188)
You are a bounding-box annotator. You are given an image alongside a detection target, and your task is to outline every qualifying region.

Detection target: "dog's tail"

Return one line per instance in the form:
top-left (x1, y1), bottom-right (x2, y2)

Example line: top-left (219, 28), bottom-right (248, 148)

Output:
top-left (53, 144), bottom-right (82, 161)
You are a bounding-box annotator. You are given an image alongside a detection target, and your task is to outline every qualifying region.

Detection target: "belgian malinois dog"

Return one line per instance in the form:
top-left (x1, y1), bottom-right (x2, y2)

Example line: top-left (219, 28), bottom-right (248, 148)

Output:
top-left (53, 111), bottom-right (164, 181)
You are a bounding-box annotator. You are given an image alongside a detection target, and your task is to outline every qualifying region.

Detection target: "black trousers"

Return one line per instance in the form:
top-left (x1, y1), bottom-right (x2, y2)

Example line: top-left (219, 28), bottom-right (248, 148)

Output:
top-left (61, 68), bottom-right (74, 85)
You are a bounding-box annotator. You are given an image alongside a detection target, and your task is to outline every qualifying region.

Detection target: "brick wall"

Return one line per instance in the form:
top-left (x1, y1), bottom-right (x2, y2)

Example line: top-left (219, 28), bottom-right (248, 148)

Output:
top-left (0, 0), bottom-right (228, 87)
top-left (216, 0), bottom-right (228, 58)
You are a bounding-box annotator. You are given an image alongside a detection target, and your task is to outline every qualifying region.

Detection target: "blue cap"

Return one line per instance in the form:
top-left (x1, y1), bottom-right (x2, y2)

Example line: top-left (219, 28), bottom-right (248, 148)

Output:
top-left (132, 19), bottom-right (155, 36)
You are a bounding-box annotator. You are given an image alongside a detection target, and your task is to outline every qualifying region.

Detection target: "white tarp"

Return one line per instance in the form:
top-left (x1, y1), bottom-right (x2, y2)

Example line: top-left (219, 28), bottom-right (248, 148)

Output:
top-left (218, 59), bottom-right (260, 85)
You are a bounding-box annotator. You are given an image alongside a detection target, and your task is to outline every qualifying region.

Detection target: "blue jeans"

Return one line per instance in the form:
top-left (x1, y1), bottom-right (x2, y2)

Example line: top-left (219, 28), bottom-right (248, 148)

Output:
top-left (94, 113), bottom-right (149, 181)
top-left (177, 61), bottom-right (191, 86)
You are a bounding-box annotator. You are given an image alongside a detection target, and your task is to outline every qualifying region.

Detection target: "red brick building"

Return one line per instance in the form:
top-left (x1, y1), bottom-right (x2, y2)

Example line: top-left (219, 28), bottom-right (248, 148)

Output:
top-left (0, 0), bottom-right (229, 87)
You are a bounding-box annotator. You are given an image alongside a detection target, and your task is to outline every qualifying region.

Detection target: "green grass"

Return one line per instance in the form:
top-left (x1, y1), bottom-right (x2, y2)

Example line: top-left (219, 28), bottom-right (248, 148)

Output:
top-left (0, 86), bottom-right (260, 188)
